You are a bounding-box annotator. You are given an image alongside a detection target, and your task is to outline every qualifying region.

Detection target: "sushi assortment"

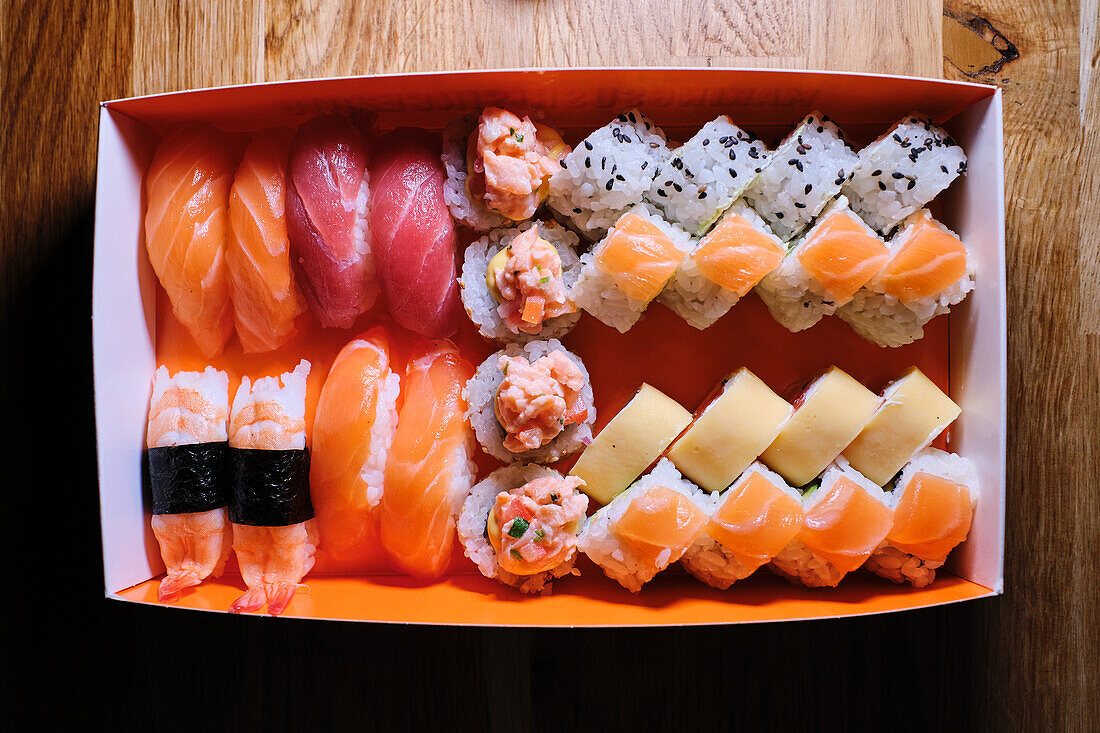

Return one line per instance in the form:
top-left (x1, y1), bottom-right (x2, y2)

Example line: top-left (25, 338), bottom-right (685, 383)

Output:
top-left (138, 103), bottom-right (984, 613)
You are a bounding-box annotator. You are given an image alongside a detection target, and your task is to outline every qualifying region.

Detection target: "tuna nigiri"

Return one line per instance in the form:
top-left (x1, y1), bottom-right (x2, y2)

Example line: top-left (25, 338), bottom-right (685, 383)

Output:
top-left (865, 448), bottom-right (978, 587)
top-left (309, 328), bottom-right (399, 570)
top-left (770, 460), bottom-right (893, 588)
top-left (144, 124), bottom-right (238, 357)
top-left (286, 115), bottom-right (377, 329)
top-left (379, 340), bottom-right (475, 578)
top-left (227, 129), bottom-right (307, 352)
top-left (370, 128), bottom-right (463, 338)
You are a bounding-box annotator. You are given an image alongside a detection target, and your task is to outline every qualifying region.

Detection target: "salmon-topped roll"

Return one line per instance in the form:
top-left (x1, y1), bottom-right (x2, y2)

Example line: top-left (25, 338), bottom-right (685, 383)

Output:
top-left (571, 205), bottom-right (693, 332)
top-left (770, 459), bottom-right (893, 588)
top-left (756, 195), bottom-right (888, 332)
top-left (459, 220), bottom-right (582, 342)
top-left (659, 200), bottom-right (786, 329)
top-left (465, 339), bottom-right (595, 464)
top-left (864, 448), bottom-right (978, 587)
top-left (442, 108), bottom-right (571, 231)
top-left (579, 459), bottom-right (709, 592)
top-left (838, 209), bottom-right (975, 347)
top-left (457, 464), bottom-right (589, 594)
top-left (681, 463), bottom-right (804, 589)
top-left (144, 124), bottom-right (238, 357)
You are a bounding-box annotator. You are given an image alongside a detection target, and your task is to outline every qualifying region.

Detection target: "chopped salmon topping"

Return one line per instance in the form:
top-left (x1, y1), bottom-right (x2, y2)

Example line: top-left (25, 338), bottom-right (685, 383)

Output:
top-left (493, 227), bottom-right (576, 334)
top-left (495, 351), bottom-right (587, 453)
top-left (492, 475), bottom-right (588, 576)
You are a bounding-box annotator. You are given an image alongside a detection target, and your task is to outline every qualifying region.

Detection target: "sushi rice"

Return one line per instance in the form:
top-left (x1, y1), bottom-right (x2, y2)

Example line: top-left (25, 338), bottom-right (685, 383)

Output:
top-left (680, 463), bottom-right (802, 590)
top-left (457, 463), bottom-right (588, 594)
top-left (570, 204), bottom-right (694, 332)
top-left (843, 115), bottom-right (967, 236)
top-left (755, 195), bottom-right (885, 332)
top-left (645, 116), bottom-right (769, 236)
top-left (743, 111), bottom-right (858, 242)
top-left (547, 109), bottom-right (669, 239)
top-left (441, 113), bottom-right (514, 231)
top-left (838, 210), bottom-right (975, 347)
top-left (465, 339), bottom-right (594, 464)
top-left (578, 459), bottom-right (710, 593)
top-left (658, 200), bottom-right (784, 329)
top-left (458, 220), bottom-right (583, 342)
top-left (864, 448), bottom-right (978, 588)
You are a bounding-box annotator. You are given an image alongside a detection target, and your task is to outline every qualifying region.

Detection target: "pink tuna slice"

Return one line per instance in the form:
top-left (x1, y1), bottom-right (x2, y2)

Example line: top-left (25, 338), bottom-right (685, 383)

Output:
top-left (369, 128), bottom-right (462, 339)
top-left (286, 115), bottom-right (378, 328)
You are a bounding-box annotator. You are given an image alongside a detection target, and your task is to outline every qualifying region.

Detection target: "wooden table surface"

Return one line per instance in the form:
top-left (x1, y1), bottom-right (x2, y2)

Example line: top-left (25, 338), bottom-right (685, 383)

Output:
top-left (3, 1), bottom-right (1097, 729)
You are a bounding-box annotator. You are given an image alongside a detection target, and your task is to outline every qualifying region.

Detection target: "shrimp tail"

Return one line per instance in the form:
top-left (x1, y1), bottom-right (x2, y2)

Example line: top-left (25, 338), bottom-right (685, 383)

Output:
top-left (265, 582), bottom-right (307, 616)
top-left (158, 569), bottom-right (203, 602)
top-left (229, 586), bottom-right (269, 614)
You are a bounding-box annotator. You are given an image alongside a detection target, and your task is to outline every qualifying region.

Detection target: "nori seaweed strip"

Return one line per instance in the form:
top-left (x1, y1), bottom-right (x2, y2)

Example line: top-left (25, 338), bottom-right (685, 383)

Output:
top-left (147, 443), bottom-right (229, 515)
top-left (228, 448), bottom-right (314, 527)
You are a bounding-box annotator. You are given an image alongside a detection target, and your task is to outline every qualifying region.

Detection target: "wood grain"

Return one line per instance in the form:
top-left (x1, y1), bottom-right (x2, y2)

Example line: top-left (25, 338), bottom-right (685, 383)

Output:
top-left (3, 1), bottom-right (1097, 730)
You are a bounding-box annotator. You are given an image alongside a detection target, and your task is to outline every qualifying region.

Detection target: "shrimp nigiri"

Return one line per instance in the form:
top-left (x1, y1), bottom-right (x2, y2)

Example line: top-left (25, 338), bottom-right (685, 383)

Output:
top-left (310, 329), bottom-right (399, 570)
top-left (286, 115), bottom-right (377, 329)
top-left (144, 124), bottom-right (238, 357)
top-left (146, 366), bottom-right (233, 602)
top-left (227, 128), bottom-right (307, 352)
top-left (228, 360), bottom-right (317, 616)
top-left (379, 339), bottom-right (475, 578)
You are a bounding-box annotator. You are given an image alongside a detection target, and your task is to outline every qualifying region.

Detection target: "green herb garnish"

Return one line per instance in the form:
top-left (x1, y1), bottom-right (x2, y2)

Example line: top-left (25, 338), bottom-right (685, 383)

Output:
top-left (510, 549), bottom-right (524, 561)
top-left (539, 276), bottom-right (550, 284)
top-left (508, 517), bottom-right (530, 538)
top-left (801, 478), bottom-right (822, 498)
top-left (509, 127), bottom-right (524, 142)
top-left (534, 529), bottom-right (545, 543)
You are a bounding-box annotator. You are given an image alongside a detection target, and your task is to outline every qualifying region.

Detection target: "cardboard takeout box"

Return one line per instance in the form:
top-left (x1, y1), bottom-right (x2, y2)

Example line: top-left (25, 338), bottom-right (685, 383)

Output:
top-left (93, 68), bottom-right (1005, 625)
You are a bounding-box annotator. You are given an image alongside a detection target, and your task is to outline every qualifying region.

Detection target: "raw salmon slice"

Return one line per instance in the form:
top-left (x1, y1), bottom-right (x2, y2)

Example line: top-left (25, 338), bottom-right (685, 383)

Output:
top-left (880, 216), bottom-right (967, 302)
top-left (616, 486), bottom-right (707, 567)
top-left (797, 212), bottom-right (888, 304)
top-left (227, 129), bottom-right (306, 352)
top-left (310, 328), bottom-right (395, 568)
top-left (596, 212), bottom-right (684, 301)
top-left (144, 124), bottom-right (238, 357)
top-left (380, 340), bottom-right (475, 578)
top-left (799, 476), bottom-right (893, 572)
top-left (707, 472), bottom-right (804, 568)
top-left (694, 213), bottom-right (785, 296)
top-left (888, 472), bottom-right (973, 562)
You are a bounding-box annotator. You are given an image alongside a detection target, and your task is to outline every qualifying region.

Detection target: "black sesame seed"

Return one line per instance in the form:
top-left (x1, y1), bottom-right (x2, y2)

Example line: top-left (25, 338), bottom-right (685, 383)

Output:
top-left (617, 114), bottom-right (627, 122)
top-left (601, 157), bottom-right (606, 169)
top-left (703, 138), bottom-right (710, 146)
top-left (573, 207), bottom-right (582, 214)
top-left (559, 159), bottom-right (567, 169)
top-left (796, 145), bottom-right (807, 155)
top-left (728, 150), bottom-right (737, 161)
top-left (872, 169), bottom-right (882, 176)
top-left (805, 184), bottom-right (812, 194)
top-left (749, 149), bottom-right (759, 159)
top-left (724, 139), bottom-right (734, 148)
top-left (664, 180), bottom-right (673, 187)
top-left (893, 133), bottom-right (903, 143)
top-left (834, 177), bottom-right (844, 186)
top-left (719, 136), bottom-right (729, 144)
top-left (584, 157), bottom-right (591, 168)
top-left (728, 167), bottom-right (737, 178)
top-left (605, 180), bottom-right (614, 191)
top-left (878, 181), bottom-right (887, 190)
top-left (657, 189), bottom-right (667, 197)
top-left (909, 150), bottom-right (920, 162)
top-left (755, 167), bottom-right (762, 173)
top-left (623, 135), bottom-right (632, 143)
top-left (672, 182), bottom-right (682, 192)
top-left (795, 202), bottom-right (806, 209)
top-left (628, 112), bottom-right (637, 123)
top-left (788, 158), bottom-right (798, 166)
top-left (941, 165), bottom-right (949, 173)
top-left (611, 164), bottom-right (617, 174)
top-left (616, 174), bottom-right (625, 182)
top-left (776, 212), bottom-right (785, 219)
top-left (901, 140), bottom-right (911, 148)
top-left (817, 126), bottom-right (824, 133)
top-left (795, 160), bottom-right (804, 172)
top-left (698, 192), bottom-right (707, 199)
top-left (907, 179), bottom-right (915, 190)
top-left (892, 172), bottom-right (904, 179)
top-left (673, 158), bottom-right (683, 170)
top-left (584, 140), bottom-right (593, 150)
top-left (644, 122), bottom-right (651, 130)
top-left (959, 161), bottom-right (967, 173)
top-left (945, 136), bottom-right (956, 147)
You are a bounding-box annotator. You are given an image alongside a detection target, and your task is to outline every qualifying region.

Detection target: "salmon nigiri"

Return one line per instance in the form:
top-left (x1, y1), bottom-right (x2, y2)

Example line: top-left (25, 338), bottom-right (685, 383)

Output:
top-left (286, 115), bottom-right (377, 329)
top-left (770, 459), bottom-right (893, 588)
top-left (681, 463), bottom-right (804, 589)
top-left (379, 340), bottom-right (475, 578)
top-left (579, 459), bottom-right (708, 592)
top-left (756, 195), bottom-right (888, 333)
top-left (144, 124), bottom-right (238, 357)
top-left (309, 328), bottom-right (399, 570)
top-left (865, 448), bottom-right (978, 587)
top-left (227, 129), bottom-right (307, 352)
